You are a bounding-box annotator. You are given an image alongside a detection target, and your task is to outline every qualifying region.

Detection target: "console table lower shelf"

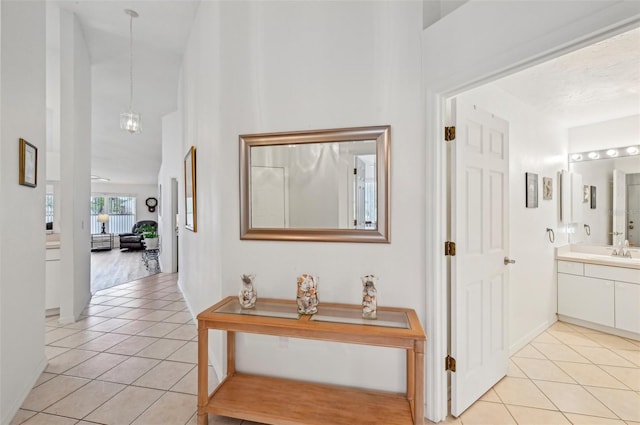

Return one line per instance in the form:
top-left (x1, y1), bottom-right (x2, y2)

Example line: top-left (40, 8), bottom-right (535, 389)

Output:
top-left (197, 297), bottom-right (426, 425)
top-left (207, 372), bottom-right (414, 425)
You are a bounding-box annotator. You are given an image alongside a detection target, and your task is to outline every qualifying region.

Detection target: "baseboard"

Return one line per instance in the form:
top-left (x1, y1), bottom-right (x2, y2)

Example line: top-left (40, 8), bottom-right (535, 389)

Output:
top-left (45, 307), bottom-right (60, 317)
top-left (558, 315), bottom-right (640, 341)
top-left (1, 354), bottom-right (47, 425)
top-left (177, 277), bottom-right (223, 382)
top-left (509, 317), bottom-right (557, 356)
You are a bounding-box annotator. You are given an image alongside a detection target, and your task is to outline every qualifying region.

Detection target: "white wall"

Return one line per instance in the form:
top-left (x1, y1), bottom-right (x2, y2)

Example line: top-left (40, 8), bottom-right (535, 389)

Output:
top-left (91, 182), bottom-right (159, 228)
top-left (457, 84), bottom-right (569, 353)
top-left (175, 0), bottom-right (423, 390)
top-left (158, 111), bottom-right (182, 273)
top-left (0, 2), bottom-right (47, 423)
top-left (569, 114), bottom-right (640, 152)
top-left (58, 8), bottom-right (91, 324)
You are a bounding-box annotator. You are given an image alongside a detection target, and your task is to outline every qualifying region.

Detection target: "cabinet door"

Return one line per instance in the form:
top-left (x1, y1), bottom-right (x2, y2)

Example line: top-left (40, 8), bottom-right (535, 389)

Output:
top-left (558, 273), bottom-right (614, 327)
top-left (615, 282), bottom-right (640, 334)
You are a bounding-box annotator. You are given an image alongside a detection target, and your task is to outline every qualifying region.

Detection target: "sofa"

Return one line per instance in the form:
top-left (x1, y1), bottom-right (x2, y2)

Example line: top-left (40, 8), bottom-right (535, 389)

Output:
top-left (119, 220), bottom-right (157, 250)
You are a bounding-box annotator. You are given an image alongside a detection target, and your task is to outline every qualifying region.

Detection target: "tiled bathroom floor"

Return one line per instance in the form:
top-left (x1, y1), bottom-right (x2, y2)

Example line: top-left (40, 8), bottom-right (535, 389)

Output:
top-left (10, 272), bottom-right (640, 425)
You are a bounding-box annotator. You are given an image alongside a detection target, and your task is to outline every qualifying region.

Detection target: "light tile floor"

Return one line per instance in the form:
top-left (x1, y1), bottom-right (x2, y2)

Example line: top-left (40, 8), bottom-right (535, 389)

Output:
top-left (11, 273), bottom-right (640, 425)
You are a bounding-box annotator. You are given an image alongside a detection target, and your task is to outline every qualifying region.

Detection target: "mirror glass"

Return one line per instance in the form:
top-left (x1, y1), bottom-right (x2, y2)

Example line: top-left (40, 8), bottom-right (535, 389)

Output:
top-left (570, 154), bottom-right (640, 246)
top-left (240, 126), bottom-right (390, 243)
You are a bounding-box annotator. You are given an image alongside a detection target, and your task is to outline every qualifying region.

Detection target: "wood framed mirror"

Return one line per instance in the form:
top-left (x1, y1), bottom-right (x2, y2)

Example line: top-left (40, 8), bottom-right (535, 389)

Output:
top-left (240, 125), bottom-right (390, 243)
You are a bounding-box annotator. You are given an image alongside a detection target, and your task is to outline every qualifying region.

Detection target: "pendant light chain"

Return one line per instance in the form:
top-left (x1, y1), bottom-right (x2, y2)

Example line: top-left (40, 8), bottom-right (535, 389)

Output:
top-left (129, 12), bottom-right (134, 111)
top-left (120, 9), bottom-right (141, 134)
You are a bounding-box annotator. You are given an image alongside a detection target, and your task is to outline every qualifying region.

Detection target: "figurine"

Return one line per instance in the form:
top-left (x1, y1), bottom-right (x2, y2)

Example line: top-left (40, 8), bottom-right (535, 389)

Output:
top-left (238, 274), bottom-right (257, 308)
top-left (362, 274), bottom-right (377, 320)
top-left (296, 273), bottom-right (319, 315)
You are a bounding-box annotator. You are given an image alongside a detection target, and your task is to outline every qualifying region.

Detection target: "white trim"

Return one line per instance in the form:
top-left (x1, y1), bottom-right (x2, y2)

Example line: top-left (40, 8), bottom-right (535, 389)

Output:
top-left (1, 355), bottom-right (47, 425)
top-left (509, 318), bottom-right (557, 357)
top-left (424, 3), bottom-right (640, 422)
top-left (178, 277), bottom-right (223, 381)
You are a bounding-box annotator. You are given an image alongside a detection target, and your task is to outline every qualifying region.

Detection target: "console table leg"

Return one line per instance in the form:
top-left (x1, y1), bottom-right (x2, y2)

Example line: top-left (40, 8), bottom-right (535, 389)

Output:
top-left (414, 341), bottom-right (425, 425)
top-left (197, 325), bottom-right (208, 425)
top-left (407, 348), bottom-right (415, 404)
top-left (227, 331), bottom-right (236, 375)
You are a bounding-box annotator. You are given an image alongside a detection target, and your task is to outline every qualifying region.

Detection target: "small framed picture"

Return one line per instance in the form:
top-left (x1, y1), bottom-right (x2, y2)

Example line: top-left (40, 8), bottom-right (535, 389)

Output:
top-left (590, 185), bottom-right (596, 209)
top-left (525, 172), bottom-right (538, 208)
top-left (19, 138), bottom-right (37, 187)
top-left (184, 146), bottom-right (197, 232)
top-left (583, 185), bottom-right (590, 203)
top-left (542, 177), bottom-right (552, 200)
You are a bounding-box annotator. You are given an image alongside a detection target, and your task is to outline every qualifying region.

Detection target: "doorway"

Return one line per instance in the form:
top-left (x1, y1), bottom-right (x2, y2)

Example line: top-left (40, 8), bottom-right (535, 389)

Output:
top-left (423, 5), bottom-right (639, 422)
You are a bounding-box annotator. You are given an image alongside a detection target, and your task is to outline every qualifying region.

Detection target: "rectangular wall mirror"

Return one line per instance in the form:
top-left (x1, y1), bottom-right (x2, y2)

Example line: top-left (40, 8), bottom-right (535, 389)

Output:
top-left (240, 126), bottom-right (390, 243)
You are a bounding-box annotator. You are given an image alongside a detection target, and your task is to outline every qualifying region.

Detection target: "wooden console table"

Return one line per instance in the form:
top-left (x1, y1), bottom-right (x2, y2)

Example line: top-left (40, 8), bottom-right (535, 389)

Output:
top-left (197, 296), bottom-right (426, 425)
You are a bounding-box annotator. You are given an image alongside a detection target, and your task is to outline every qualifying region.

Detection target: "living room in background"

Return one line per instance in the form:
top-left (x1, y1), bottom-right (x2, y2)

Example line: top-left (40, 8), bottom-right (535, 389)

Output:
top-left (90, 194), bottom-right (136, 234)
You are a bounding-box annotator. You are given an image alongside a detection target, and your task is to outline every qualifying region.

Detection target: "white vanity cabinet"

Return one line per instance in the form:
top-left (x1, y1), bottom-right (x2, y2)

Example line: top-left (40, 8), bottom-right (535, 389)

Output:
top-left (557, 260), bottom-right (640, 335)
top-left (615, 281), bottom-right (640, 334)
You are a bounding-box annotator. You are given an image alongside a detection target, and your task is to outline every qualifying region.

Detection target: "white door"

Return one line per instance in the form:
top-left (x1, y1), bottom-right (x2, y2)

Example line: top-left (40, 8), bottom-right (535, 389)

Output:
top-left (450, 98), bottom-right (510, 416)
top-left (612, 169), bottom-right (626, 246)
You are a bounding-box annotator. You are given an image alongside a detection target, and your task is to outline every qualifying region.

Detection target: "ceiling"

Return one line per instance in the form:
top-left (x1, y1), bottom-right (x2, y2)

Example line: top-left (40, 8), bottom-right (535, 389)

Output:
top-left (494, 26), bottom-right (640, 128)
top-left (55, 0), bottom-right (200, 185)
top-left (54, 3), bottom-right (637, 185)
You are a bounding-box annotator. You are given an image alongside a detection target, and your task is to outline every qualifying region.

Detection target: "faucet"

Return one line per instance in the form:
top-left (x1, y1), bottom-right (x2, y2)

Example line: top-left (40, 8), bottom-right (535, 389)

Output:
top-left (612, 240), bottom-right (632, 258)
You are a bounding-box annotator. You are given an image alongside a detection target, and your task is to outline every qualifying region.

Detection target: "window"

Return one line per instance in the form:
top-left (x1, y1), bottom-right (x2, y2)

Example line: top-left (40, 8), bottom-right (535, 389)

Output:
top-left (90, 195), bottom-right (136, 234)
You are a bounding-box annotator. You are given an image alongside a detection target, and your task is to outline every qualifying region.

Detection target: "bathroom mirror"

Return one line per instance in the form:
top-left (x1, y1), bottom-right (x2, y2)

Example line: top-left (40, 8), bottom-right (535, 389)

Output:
top-left (570, 154), bottom-right (640, 246)
top-left (239, 126), bottom-right (390, 243)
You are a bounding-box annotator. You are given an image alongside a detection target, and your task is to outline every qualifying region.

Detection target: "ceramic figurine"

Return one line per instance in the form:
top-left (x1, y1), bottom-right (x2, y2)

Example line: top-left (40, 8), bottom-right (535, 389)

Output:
top-left (238, 274), bottom-right (257, 309)
top-left (296, 273), bottom-right (319, 314)
top-left (362, 274), bottom-right (377, 320)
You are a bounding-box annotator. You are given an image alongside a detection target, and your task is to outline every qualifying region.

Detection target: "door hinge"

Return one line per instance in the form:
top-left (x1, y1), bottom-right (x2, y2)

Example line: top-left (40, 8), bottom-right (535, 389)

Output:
top-left (354, 219), bottom-right (357, 226)
top-left (444, 241), bottom-right (456, 256)
top-left (445, 126), bottom-right (456, 141)
top-left (353, 168), bottom-right (357, 175)
top-left (445, 355), bottom-right (456, 372)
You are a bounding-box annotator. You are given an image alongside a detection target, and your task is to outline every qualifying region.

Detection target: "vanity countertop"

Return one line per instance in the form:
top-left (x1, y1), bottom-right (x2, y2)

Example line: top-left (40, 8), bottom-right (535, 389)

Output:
top-left (556, 245), bottom-right (640, 270)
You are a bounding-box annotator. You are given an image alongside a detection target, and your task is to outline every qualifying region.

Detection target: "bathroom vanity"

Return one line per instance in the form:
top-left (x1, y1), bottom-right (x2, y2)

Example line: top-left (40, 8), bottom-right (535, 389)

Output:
top-left (556, 245), bottom-right (640, 337)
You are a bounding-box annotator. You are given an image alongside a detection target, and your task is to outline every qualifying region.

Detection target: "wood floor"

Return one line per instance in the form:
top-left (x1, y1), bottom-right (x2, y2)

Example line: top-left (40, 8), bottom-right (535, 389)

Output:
top-left (91, 248), bottom-right (157, 293)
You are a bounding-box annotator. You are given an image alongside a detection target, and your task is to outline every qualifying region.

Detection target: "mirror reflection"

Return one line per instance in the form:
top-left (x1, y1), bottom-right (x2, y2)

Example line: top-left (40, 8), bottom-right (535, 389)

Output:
top-left (570, 154), bottom-right (640, 246)
top-left (240, 126), bottom-right (390, 243)
top-left (250, 141), bottom-right (376, 230)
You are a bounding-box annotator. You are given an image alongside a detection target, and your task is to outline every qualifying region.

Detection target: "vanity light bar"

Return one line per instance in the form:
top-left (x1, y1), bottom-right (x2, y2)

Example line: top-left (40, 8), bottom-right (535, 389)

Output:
top-left (569, 144), bottom-right (640, 163)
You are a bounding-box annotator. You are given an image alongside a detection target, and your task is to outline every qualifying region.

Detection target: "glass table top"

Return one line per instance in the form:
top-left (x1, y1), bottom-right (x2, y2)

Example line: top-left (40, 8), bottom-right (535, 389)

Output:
top-left (214, 299), bottom-right (409, 329)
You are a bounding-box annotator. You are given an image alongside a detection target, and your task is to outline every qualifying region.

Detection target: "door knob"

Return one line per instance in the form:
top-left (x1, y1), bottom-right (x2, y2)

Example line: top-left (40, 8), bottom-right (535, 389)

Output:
top-left (504, 257), bottom-right (516, 265)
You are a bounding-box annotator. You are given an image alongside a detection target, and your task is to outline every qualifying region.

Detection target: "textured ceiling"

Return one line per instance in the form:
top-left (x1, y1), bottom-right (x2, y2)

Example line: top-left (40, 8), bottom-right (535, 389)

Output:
top-left (495, 27), bottom-right (640, 128)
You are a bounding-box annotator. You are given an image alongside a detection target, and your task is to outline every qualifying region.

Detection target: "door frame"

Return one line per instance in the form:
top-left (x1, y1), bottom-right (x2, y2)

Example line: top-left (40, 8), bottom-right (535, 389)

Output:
top-left (423, 4), bottom-right (639, 422)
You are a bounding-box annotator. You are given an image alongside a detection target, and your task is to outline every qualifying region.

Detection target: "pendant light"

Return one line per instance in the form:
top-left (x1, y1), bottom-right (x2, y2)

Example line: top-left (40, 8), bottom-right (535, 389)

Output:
top-left (120, 9), bottom-right (141, 134)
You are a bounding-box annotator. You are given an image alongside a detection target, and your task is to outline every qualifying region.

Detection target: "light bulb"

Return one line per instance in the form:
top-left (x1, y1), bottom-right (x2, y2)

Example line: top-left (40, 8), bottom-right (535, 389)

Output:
top-left (627, 146), bottom-right (639, 155)
top-left (570, 154), bottom-right (583, 161)
top-left (587, 152), bottom-right (599, 160)
top-left (606, 149), bottom-right (618, 157)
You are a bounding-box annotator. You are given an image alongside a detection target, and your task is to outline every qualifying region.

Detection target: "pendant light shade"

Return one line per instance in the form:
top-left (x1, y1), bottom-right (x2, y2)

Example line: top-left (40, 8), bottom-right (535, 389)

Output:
top-left (120, 9), bottom-right (141, 134)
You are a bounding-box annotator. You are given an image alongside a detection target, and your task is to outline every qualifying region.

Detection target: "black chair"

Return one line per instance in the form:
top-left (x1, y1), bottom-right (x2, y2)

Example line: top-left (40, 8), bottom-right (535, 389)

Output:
top-left (119, 220), bottom-right (157, 250)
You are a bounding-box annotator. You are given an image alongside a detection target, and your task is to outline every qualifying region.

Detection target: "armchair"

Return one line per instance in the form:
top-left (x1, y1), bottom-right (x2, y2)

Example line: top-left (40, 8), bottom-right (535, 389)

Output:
top-left (119, 220), bottom-right (157, 250)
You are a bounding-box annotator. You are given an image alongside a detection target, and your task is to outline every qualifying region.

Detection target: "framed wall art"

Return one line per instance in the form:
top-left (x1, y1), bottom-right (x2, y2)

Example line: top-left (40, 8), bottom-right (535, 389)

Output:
top-left (590, 185), bottom-right (596, 209)
top-left (542, 177), bottom-right (552, 200)
top-left (525, 172), bottom-right (538, 208)
top-left (19, 138), bottom-right (37, 188)
top-left (184, 146), bottom-right (197, 232)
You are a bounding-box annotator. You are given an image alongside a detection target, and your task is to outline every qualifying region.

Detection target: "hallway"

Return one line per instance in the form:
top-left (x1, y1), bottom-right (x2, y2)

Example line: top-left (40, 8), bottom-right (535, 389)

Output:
top-left (11, 271), bottom-right (640, 424)
top-left (12, 273), bottom-right (240, 425)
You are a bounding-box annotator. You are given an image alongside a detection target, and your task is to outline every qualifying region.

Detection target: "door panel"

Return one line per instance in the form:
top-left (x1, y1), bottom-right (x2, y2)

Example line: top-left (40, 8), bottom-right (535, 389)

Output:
top-left (451, 99), bottom-right (510, 417)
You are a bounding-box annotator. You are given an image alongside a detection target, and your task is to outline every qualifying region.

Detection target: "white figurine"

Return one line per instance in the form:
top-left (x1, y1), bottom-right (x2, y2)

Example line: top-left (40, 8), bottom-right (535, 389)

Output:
top-left (296, 273), bottom-right (319, 314)
top-left (238, 274), bottom-right (257, 309)
top-left (362, 274), bottom-right (377, 320)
